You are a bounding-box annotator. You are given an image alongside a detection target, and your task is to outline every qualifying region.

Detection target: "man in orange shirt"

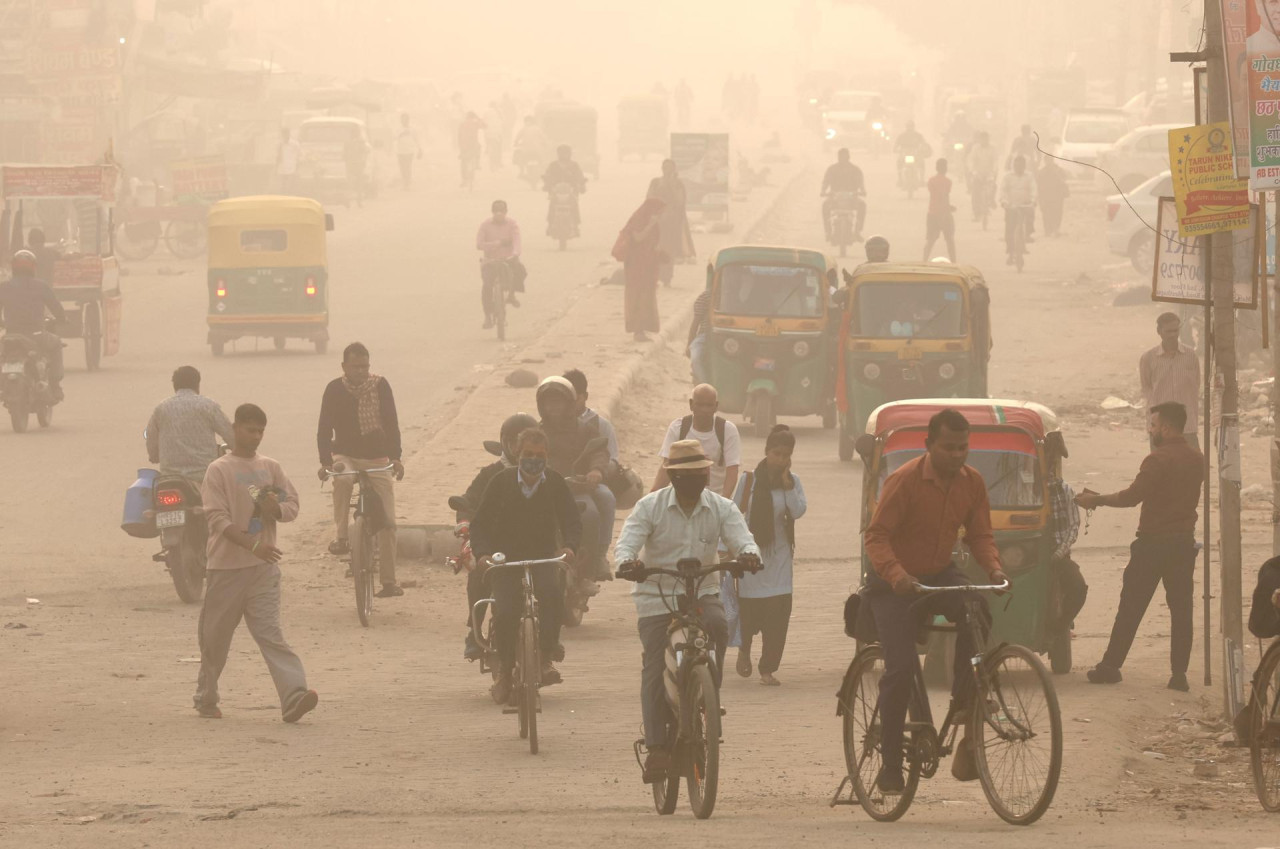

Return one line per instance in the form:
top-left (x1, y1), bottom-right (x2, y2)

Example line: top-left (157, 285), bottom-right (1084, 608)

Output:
top-left (863, 409), bottom-right (1007, 794)
top-left (922, 159), bottom-right (957, 262)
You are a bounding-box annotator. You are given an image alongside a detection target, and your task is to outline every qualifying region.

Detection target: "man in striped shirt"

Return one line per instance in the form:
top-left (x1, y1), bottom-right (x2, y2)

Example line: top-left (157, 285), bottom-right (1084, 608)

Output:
top-left (685, 288), bottom-right (711, 384)
top-left (1139, 313), bottom-right (1199, 449)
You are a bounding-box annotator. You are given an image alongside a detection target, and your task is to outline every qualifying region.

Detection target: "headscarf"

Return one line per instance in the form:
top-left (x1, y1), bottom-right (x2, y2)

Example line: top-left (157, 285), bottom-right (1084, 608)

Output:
top-left (623, 197), bottom-right (665, 233)
top-left (342, 373), bottom-right (384, 437)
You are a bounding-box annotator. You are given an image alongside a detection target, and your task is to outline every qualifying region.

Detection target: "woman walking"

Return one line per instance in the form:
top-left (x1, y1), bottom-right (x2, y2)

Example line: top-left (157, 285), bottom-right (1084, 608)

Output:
top-left (615, 197), bottom-right (665, 342)
top-left (647, 159), bottom-right (695, 285)
top-left (732, 425), bottom-right (806, 685)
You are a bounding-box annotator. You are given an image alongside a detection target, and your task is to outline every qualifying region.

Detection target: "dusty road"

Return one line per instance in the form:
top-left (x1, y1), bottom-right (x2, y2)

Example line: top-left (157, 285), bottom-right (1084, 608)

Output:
top-left (1, 143), bottom-right (1277, 847)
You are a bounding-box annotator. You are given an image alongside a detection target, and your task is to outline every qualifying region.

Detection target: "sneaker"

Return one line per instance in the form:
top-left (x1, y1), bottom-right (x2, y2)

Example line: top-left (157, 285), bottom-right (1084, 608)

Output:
top-left (1086, 664), bottom-right (1123, 684)
top-left (951, 736), bottom-right (979, 781)
top-left (282, 689), bottom-right (319, 723)
top-left (540, 661), bottom-right (562, 686)
top-left (464, 632), bottom-right (484, 662)
top-left (642, 748), bottom-right (671, 784)
top-left (593, 557), bottom-right (613, 581)
top-left (490, 672), bottom-right (512, 705)
top-left (875, 766), bottom-right (905, 795)
top-left (328, 539), bottom-right (350, 556)
top-left (195, 704), bottom-right (222, 719)
top-left (1167, 672), bottom-right (1190, 692)
top-left (375, 584), bottom-right (404, 598)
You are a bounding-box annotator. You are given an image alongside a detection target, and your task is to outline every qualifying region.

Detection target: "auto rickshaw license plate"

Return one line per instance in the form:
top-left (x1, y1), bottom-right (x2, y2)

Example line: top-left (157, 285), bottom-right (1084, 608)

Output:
top-left (756, 324), bottom-right (780, 337)
top-left (897, 347), bottom-right (923, 360)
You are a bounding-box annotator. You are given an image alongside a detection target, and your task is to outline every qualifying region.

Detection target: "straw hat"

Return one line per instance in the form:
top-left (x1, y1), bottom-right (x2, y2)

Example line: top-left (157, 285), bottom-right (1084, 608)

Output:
top-left (665, 439), bottom-right (713, 470)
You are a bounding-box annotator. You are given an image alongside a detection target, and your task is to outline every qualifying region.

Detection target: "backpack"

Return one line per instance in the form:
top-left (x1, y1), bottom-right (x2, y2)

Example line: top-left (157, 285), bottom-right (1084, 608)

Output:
top-left (1249, 557), bottom-right (1280, 639)
top-left (678, 414), bottom-right (726, 467)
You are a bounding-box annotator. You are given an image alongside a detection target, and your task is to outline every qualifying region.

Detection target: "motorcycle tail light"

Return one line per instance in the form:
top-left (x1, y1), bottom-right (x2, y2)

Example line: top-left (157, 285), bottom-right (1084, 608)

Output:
top-left (156, 489), bottom-right (183, 508)
top-left (306, 276), bottom-right (317, 296)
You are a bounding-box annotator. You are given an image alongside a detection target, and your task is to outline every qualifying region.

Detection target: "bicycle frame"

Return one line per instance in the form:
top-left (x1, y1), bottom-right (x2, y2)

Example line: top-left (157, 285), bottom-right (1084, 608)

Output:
top-left (470, 553), bottom-right (569, 660)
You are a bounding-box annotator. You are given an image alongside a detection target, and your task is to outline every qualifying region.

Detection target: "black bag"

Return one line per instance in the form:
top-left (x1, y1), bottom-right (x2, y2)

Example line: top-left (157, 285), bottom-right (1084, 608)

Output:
top-left (843, 589), bottom-right (878, 643)
top-left (1249, 557), bottom-right (1280, 639)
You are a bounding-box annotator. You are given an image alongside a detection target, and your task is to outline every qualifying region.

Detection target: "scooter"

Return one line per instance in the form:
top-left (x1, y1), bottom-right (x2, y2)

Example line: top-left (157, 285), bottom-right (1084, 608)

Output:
top-left (827, 191), bottom-right (859, 257)
top-left (547, 182), bottom-right (579, 250)
top-left (151, 474), bottom-right (208, 603)
top-left (899, 154), bottom-right (924, 199)
top-left (0, 324), bottom-right (60, 433)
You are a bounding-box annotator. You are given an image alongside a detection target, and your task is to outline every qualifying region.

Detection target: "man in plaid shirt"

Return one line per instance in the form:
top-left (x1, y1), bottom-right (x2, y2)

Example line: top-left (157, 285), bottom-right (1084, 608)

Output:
top-left (1048, 474), bottom-right (1087, 633)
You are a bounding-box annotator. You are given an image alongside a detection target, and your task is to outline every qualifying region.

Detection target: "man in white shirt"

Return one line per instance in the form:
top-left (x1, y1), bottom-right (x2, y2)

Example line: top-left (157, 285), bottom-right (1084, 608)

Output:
top-left (1139, 312), bottom-right (1201, 449)
top-left (1000, 155), bottom-right (1037, 263)
top-left (652, 384), bottom-right (741, 498)
top-left (395, 114), bottom-right (423, 189)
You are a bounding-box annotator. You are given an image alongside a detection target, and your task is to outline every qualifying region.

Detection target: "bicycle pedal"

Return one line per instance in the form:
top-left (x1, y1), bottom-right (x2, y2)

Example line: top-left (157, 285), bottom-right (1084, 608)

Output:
top-left (502, 706), bottom-right (519, 715)
top-left (720, 707), bottom-right (727, 717)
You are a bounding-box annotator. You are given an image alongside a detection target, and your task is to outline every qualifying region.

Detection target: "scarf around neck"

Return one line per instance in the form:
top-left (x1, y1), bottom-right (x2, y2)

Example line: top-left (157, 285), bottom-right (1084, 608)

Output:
top-left (747, 457), bottom-right (794, 551)
top-left (342, 374), bottom-right (384, 437)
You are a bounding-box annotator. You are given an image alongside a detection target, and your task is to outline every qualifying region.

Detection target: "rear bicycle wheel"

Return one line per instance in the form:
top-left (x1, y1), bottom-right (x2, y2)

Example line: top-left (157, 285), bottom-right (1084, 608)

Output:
top-left (685, 664), bottom-right (720, 819)
top-left (973, 644), bottom-right (1063, 825)
top-left (521, 616), bottom-right (540, 754)
top-left (1250, 643), bottom-right (1280, 812)
top-left (653, 711), bottom-right (680, 814)
top-left (351, 516), bottom-right (373, 627)
top-left (489, 270), bottom-right (507, 341)
top-left (841, 646), bottom-right (920, 821)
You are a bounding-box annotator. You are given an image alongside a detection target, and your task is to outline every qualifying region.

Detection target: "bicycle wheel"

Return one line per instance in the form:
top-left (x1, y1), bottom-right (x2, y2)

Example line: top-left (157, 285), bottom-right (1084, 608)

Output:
top-left (972, 644), bottom-right (1063, 825)
top-left (1250, 643), bottom-right (1280, 812)
top-left (351, 516), bottom-right (373, 627)
top-left (165, 219), bottom-right (207, 259)
top-left (685, 664), bottom-right (720, 819)
top-left (840, 646), bottom-right (919, 821)
top-left (653, 712), bottom-right (680, 815)
top-left (490, 269), bottom-right (507, 341)
top-left (521, 616), bottom-right (540, 754)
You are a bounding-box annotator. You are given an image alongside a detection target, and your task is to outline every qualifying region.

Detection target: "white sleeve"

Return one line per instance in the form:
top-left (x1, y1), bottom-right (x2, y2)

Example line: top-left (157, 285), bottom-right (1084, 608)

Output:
top-left (722, 421), bottom-right (742, 467)
top-left (658, 420), bottom-right (679, 459)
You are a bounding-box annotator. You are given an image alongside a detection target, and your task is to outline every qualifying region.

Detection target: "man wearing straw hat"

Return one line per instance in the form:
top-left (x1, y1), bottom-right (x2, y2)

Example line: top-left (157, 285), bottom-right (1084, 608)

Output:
top-left (615, 439), bottom-right (761, 783)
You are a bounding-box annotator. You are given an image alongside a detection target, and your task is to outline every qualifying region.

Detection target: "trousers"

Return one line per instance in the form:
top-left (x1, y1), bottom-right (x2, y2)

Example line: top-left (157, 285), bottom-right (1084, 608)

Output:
top-left (490, 563), bottom-right (562, 674)
top-left (739, 593), bottom-right (793, 675)
top-left (1099, 534), bottom-right (1196, 675)
top-left (194, 562), bottom-right (308, 711)
top-left (638, 596), bottom-right (727, 749)
top-left (331, 454), bottom-right (397, 585)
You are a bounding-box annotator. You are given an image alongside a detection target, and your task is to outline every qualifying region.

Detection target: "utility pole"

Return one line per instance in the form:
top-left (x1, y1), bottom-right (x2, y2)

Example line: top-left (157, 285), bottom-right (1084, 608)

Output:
top-left (1204, 0), bottom-right (1245, 716)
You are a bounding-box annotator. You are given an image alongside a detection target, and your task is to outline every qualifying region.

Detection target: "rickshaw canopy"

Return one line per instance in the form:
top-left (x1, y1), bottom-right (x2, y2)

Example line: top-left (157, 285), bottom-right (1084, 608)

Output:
top-left (207, 195), bottom-right (329, 270)
top-left (865, 398), bottom-right (1057, 439)
top-left (709, 245), bottom-right (836, 329)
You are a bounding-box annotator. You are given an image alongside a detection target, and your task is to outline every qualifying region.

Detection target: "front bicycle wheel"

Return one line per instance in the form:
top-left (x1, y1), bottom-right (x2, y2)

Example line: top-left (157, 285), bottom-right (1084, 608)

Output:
top-left (840, 646), bottom-right (919, 821)
top-left (351, 516), bottom-right (373, 627)
top-left (685, 664), bottom-right (720, 819)
top-left (490, 269), bottom-right (508, 341)
top-left (520, 616), bottom-right (540, 754)
top-left (972, 644), bottom-right (1063, 825)
top-left (1250, 643), bottom-right (1280, 812)
top-left (653, 711), bottom-right (680, 814)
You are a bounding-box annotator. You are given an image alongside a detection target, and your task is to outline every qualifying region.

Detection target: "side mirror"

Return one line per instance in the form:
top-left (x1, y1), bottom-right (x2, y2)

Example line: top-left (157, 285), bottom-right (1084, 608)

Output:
top-left (854, 433), bottom-right (876, 465)
top-left (325, 213), bottom-right (335, 232)
top-left (482, 440), bottom-right (503, 457)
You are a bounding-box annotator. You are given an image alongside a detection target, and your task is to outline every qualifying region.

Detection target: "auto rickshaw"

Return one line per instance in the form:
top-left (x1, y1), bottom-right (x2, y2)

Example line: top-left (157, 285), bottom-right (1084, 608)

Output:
top-left (855, 399), bottom-right (1074, 674)
top-left (706, 246), bottom-right (839, 437)
top-left (617, 95), bottom-right (669, 160)
top-left (835, 261), bottom-right (990, 460)
top-left (536, 101), bottom-right (600, 178)
top-left (206, 196), bottom-right (334, 356)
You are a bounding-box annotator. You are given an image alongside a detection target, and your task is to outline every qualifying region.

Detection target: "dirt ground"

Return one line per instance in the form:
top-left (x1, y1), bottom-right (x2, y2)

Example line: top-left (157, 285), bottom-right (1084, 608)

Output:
top-left (2, 139), bottom-right (1278, 847)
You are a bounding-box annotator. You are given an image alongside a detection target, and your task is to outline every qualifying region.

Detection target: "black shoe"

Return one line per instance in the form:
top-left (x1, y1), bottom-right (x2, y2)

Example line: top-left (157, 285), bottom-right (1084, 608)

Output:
top-left (375, 584), bottom-right (404, 598)
top-left (490, 673), bottom-right (512, 705)
top-left (540, 661), bottom-right (562, 686)
top-left (464, 632), bottom-right (483, 662)
top-left (951, 736), bottom-right (979, 781)
top-left (875, 766), bottom-right (905, 795)
top-left (552, 642), bottom-right (565, 662)
top-left (1168, 673), bottom-right (1190, 692)
top-left (1086, 664), bottom-right (1123, 684)
top-left (328, 539), bottom-right (350, 556)
top-left (642, 748), bottom-right (671, 784)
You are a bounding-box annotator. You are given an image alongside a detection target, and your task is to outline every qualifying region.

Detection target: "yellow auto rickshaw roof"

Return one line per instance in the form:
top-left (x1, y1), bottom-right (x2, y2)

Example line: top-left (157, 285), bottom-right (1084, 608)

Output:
top-left (847, 261), bottom-right (987, 286)
top-left (710, 245), bottom-right (835, 272)
top-left (865, 399), bottom-right (1059, 438)
top-left (208, 195), bottom-right (327, 227)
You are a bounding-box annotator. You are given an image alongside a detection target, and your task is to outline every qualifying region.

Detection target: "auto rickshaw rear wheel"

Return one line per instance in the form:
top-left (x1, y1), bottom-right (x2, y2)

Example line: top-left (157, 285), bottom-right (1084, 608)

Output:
top-left (274, 337), bottom-right (287, 351)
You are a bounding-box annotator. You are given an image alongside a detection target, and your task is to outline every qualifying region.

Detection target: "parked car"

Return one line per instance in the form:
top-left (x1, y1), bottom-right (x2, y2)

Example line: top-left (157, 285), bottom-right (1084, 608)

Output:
top-left (296, 117), bottom-right (380, 203)
top-left (1106, 170), bottom-right (1171, 274)
top-left (1096, 123), bottom-right (1181, 192)
top-left (1052, 107), bottom-right (1133, 184)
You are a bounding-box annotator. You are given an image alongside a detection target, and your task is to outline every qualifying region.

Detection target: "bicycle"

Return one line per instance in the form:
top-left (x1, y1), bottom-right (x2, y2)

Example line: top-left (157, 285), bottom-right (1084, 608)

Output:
top-left (1247, 637), bottom-right (1280, 812)
top-left (324, 463), bottom-right (395, 627)
top-left (481, 258), bottom-right (511, 341)
top-left (832, 580), bottom-right (1063, 826)
top-left (1004, 204), bottom-right (1032, 272)
top-left (617, 556), bottom-right (761, 820)
top-left (470, 552), bottom-right (570, 755)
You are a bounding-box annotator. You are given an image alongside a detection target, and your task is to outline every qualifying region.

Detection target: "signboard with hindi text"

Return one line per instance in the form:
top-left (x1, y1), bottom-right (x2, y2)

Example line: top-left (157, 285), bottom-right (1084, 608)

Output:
top-left (1246, 0), bottom-right (1280, 189)
top-left (1221, 0), bottom-right (1250, 178)
top-left (1152, 196), bottom-right (1259, 307)
top-left (1168, 123), bottom-right (1251, 237)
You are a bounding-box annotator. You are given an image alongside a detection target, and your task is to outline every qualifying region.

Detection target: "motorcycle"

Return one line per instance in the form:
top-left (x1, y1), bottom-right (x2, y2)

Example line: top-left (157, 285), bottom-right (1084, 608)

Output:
top-left (899, 153), bottom-right (925, 199)
top-left (0, 327), bottom-right (59, 433)
top-left (547, 182), bottom-right (580, 250)
top-left (151, 474), bottom-right (208, 603)
top-left (827, 191), bottom-right (859, 257)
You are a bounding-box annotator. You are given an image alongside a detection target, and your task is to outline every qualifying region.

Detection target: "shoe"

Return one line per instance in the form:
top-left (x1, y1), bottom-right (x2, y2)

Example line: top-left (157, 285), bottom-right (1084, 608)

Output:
top-left (552, 642), bottom-right (565, 662)
top-left (328, 539), bottom-right (350, 556)
top-left (540, 661), bottom-right (562, 686)
top-left (642, 748), bottom-right (671, 784)
top-left (490, 673), bottom-right (511, 705)
top-left (736, 648), bottom-right (752, 678)
top-left (875, 766), bottom-right (905, 795)
top-left (1168, 673), bottom-right (1190, 692)
top-left (482, 317), bottom-right (493, 329)
top-left (760, 672), bottom-right (781, 686)
top-left (464, 632), bottom-right (483, 662)
top-left (282, 689), bottom-right (319, 723)
top-left (375, 584), bottom-right (404, 598)
top-left (1086, 664), bottom-right (1123, 684)
top-left (951, 736), bottom-right (979, 781)
top-left (195, 704), bottom-right (222, 719)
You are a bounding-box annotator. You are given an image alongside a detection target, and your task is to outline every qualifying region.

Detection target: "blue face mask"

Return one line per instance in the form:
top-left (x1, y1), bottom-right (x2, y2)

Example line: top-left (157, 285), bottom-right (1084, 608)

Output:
top-left (520, 457), bottom-right (547, 478)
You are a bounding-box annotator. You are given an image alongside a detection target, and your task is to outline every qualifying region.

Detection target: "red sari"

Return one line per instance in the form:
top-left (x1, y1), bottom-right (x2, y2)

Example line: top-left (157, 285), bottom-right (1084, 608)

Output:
top-left (620, 198), bottom-right (665, 334)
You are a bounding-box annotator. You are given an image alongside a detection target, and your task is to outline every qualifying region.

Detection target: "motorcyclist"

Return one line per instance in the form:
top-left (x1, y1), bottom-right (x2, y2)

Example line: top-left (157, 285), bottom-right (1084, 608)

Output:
top-left (893, 121), bottom-right (931, 184)
top-left (542, 145), bottom-right (587, 237)
top-left (535, 376), bottom-right (612, 592)
top-left (1000, 155), bottom-right (1038, 264)
top-left (146, 365), bottom-right (234, 483)
top-left (0, 249), bottom-right (66, 401)
top-left (820, 148), bottom-right (867, 242)
top-left (475, 200), bottom-right (526, 327)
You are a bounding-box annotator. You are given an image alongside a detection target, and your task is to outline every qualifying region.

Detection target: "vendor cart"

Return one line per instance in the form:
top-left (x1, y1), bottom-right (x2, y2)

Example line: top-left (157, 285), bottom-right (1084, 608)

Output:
top-left (1, 164), bottom-right (122, 371)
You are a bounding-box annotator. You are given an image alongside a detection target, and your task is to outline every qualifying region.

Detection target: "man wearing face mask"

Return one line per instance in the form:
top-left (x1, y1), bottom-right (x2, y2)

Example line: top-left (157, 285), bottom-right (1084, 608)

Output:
top-left (470, 427), bottom-right (580, 703)
top-left (614, 439), bottom-right (761, 783)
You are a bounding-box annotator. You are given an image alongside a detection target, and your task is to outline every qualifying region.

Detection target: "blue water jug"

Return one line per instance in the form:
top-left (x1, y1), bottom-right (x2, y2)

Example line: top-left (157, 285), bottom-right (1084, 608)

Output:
top-left (122, 468), bottom-right (160, 538)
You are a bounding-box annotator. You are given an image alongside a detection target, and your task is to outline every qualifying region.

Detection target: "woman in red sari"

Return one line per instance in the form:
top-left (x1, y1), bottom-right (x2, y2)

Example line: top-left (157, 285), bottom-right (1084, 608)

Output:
top-left (618, 197), bottom-right (665, 342)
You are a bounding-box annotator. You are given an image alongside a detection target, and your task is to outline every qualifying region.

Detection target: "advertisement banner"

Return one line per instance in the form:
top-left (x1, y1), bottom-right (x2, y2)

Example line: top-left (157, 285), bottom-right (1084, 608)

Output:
top-left (1223, 0), bottom-right (1250, 178)
top-left (1247, 0), bottom-right (1280, 189)
top-left (0, 164), bottom-right (117, 200)
top-left (1168, 123), bottom-right (1250, 237)
top-left (670, 133), bottom-right (730, 212)
top-left (169, 155), bottom-right (230, 202)
top-left (1152, 197), bottom-right (1259, 307)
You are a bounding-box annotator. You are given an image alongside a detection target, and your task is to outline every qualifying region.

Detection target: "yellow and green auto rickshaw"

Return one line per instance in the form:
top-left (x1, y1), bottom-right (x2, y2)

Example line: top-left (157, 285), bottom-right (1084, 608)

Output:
top-left (206, 196), bottom-right (334, 356)
top-left (855, 399), bottom-right (1074, 674)
top-left (836, 261), bottom-right (991, 460)
top-left (706, 246), bottom-right (839, 437)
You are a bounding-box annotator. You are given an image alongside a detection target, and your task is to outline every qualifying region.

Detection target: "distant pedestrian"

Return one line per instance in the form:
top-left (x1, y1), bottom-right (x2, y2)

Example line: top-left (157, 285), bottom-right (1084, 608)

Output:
top-left (1139, 312), bottom-right (1200, 449)
top-left (730, 425), bottom-right (806, 686)
top-left (922, 158), bottom-right (956, 262)
top-left (614, 197), bottom-right (665, 342)
top-left (195, 403), bottom-right (316, 722)
top-left (1076, 402), bottom-right (1204, 692)
top-left (276, 128), bottom-right (300, 194)
top-left (396, 114), bottom-right (423, 189)
top-left (647, 160), bottom-right (695, 285)
top-left (1037, 159), bottom-right (1069, 237)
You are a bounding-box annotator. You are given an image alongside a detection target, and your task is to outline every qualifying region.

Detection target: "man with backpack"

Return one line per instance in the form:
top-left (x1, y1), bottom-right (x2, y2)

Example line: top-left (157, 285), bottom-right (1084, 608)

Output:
top-left (653, 384), bottom-right (741, 498)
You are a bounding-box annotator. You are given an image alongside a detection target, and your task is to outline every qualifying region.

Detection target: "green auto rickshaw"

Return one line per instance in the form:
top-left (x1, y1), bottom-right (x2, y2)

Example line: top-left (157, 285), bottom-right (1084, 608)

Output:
top-left (706, 246), bottom-right (839, 437)
top-left (206, 196), bottom-right (334, 356)
top-left (836, 261), bottom-right (991, 461)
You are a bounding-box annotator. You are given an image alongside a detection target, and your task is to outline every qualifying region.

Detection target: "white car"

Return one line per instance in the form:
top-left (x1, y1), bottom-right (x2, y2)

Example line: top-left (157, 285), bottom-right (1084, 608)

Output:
top-left (1096, 123), bottom-right (1181, 192)
top-left (1053, 108), bottom-right (1133, 184)
top-left (821, 90), bottom-right (885, 151)
top-left (1106, 170), bottom-right (1171, 274)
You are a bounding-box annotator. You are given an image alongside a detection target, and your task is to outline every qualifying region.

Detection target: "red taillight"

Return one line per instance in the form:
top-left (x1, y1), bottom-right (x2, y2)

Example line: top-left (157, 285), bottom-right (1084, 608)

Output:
top-left (216, 278), bottom-right (227, 298)
top-left (156, 489), bottom-right (183, 508)
top-left (1106, 202), bottom-right (1119, 222)
top-left (305, 276), bottom-right (317, 296)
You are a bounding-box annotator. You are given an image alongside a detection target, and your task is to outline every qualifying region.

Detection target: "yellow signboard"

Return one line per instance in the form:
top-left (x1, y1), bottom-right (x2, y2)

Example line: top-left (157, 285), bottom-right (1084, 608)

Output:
top-left (1167, 122), bottom-right (1250, 238)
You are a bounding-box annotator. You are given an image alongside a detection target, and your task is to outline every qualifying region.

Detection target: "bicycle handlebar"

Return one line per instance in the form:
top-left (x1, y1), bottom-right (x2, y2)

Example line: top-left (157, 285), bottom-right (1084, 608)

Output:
top-left (484, 552), bottom-right (570, 570)
top-left (615, 557), bottom-right (761, 583)
top-left (915, 580), bottom-right (1010, 593)
top-left (324, 462), bottom-right (396, 479)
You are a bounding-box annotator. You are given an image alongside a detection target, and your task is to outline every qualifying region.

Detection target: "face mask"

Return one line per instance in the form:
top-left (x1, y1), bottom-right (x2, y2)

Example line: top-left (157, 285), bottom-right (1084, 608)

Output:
top-left (520, 457), bottom-right (547, 478)
top-left (670, 474), bottom-right (707, 499)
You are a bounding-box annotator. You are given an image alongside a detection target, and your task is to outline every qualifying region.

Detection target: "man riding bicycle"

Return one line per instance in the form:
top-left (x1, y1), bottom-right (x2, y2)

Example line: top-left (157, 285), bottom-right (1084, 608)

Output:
top-left (615, 439), bottom-right (760, 783)
top-left (1000, 155), bottom-right (1037, 264)
top-left (470, 427), bottom-right (580, 703)
top-left (475, 200), bottom-right (527, 329)
top-left (863, 409), bottom-right (1007, 795)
